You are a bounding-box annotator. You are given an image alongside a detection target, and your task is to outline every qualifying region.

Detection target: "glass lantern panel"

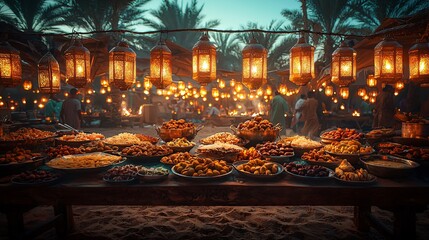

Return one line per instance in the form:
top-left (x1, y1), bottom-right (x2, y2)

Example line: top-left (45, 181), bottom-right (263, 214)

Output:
top-left (410, 55), bottom-right (419, 77)
top-left (242, 58), bottom-right (250, 78)
top-left (421, 54), bottom-right (429, 75)
top-left (0, 54), bottom-right (11, 77)
top-left (198, 54), bottom-right (210, 72)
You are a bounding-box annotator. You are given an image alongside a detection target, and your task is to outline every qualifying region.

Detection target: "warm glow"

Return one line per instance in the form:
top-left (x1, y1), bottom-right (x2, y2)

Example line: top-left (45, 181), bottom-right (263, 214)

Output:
top-left (409, 40), bottom-right (429, 84)
top-left (363, 95), bottom-right (369, 101)
top-left (339, 87), bottom-right (349, 99)
top-left (357, 88), bottom-right (366, 97)
top-left (370, 97), bottom-right (376, 103)
top-left (333, 98), bottom-right (338, 103)
top-left (86, 99), bottom-right (91, 104)
top-left (178, 81), bottom-right (186, 90)
top-left (369, 90), bottom-right (378, 97)
top-left (0, 41), bottom-right (22, 87)
top-left (106, 96), bottom-right (112, 103)
top-left (41, 97), bottom-right (48, 103)
top-left (290, 36), bottom-right (315, 86)
top-left (242, 38), bottom-right (267, 90)
top-left (266, 85), bottom-right (272, 95)
top-left (100, 77), bottom-right (109, 87)
top-left (109, 41), bottom-right (136, 91)
top-left (200, 86), bottom-right (207, 96)
top-left (352, 110), bottom-right (360, 117)
top-left (325, 85), bottom-right (334, 97)
top-left (331, 41), bottom-right (356, 87)
top-left (65, 40), bottom-right (90, 88)
top-left (23, 80), bottom-right (32, 90)
top-left (211, 88), bottom-right (220, 98)
top-left (219, 79), bottom-right (226, 89)
top-left (367, 74), bottom-right (377, 87)
top-left (340, 104), bottom-right (345, 110)
top-left (193, 33), bottom-right (216, 85)
top-left (136, 82), bottom-right (142, 88)
top-left (38, 103), bottom-right (44, 109)
top-left (230, 79), bottom-right (236, 87)
top-left (150, 41), bottom-right (172, 89)
top-left (278, 83), bottom-right (288, 95)
top-left (374, 38), bottom-right (403, 84)
top-left (257, 88), bottom-right (263, 96)
top-left (38, 52), bottom-right (61, 94)
top-left (235, 83), bottom-right (243, 92)
top-left (395, 81), bottom-right (404, 90)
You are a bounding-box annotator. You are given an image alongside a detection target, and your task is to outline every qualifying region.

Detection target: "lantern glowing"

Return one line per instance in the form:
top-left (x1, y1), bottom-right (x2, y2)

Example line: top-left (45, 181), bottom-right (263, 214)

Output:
top-left (64, 39), bottom-right (90, 88)
top-left (369, 96), bottom-right (376, 103)
top-left (200, 86), bottom-right (207, 96)
top-left (178, 81), bottom-right (186, 91)
top-left (235, 83), bottom-right (243, 92)
top-left (150, 41), bottom-right (172, 89)
top-left (408, 40), bottom-right (429, 84)
top-left (100, 76), bottom-right (109, 87)
top-left (38, 52), bottom-right (61, 94)
top-left (366, 74), bottom-right (377, 87)
top-left (109, 41), bottom-right (136, 91)
top-left (0, 41), bottom-right (22, 87)
top-left (363, 95), bottom-right (369, 101)
top-left (395, 81), bottom-right (405, 90)
top-left (357, 88), bottom-right (366, 97)
top-left (143, 77), bottom-right (153, 90)
top-left (23, 80), bottom-right (32, 91)
top-left (369, 89), bottom-right (378, 97)
top-left (211, 88), bottom-right (220, 98)
top-left (106, 96), bottom-right (112, 103)
top-left (289, 36), bottom-right (315, 86)
top-left (219, 79), bottom-right (226, 89)
top-left (278, 83), bottom-right (288, 95)
top-left (331, 41), bottom-right (356, 87)
top-left (339, 87), bottom-right (349, 99)
top-left (192, 33), bottom-right (216, 85)
top-left (265, 85), bottom-right (272, 96)
top-left (374, 38), bottom-right (403, 84)
top-left (242, 38), bottom-right (267, 90)
top-left (325, 85), bottom-right (334, 97)
top-left (230, 79), bottom-right (236, 87)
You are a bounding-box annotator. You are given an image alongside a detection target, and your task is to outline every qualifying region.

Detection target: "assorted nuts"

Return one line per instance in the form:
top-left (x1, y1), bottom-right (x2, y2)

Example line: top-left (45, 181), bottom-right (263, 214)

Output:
top-left (235, 159), bottom-right (279, 175)
top-left (256, 142), bottom-right (294, 156)
top-left (238, 116), bottom-right (275, 132)
top-left (121, 143), bottom-right (173, 157)
top-left (173, 158), bottom-right (231, 177)
top-left (301, 149), bottom-right (341, 163)
top-left (284, 162), bottom-right (330, 177)
top-left (161, 152), bottom-right (197, 165)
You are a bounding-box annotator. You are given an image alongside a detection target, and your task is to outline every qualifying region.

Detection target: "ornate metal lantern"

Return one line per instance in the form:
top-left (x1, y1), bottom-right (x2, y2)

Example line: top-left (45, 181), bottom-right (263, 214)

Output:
top-left (325, 85), bottom-right (334, 97)
top-left (109, 41), bottom-right (136, 91)
top-left (0, 41), bottom-right (21, 87)
top-left (38, 52), bottom-right (61, 94)
top-left (331, 41), bottom-right (356, 87)
top-left (339, 87), bottom-right (349, 99)
top-left (367, 74), bottom-right (377, 87)
top-left (357, 88), bottom-right (367, 97)
top-left (242, 38), bottom-right (267, 90)
top-left (374, 37), bottom-right (403, 84)
top-left (64, 39), bottom-right (90, 88)
top-left (289, 36), bottom-right (315, 86)
top-left (150, 41), bottom-right (172, 89)
top-left (211, 87), bottom-right (220, 98)
top-left (193, 33), bottom-right (216, 85)
top-left (408, 39), bottom-right (429, 84)
top-left (23, 80), bottom-right (32, 90)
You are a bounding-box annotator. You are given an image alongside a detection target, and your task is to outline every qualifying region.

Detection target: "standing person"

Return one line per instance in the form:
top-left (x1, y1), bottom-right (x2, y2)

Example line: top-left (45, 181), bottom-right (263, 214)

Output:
top-left (60, 88), bottom-right (82, 129)
top-left (291, 94), bottom-right (306, 134)
top-left (299, 91), bottom-right (319, 138)
top-left (44, 94), bottom-right (62, 121)
top-left (269, 91), bottom-right (290, 135)
top-left (373, 85), bottom-right (395, 128)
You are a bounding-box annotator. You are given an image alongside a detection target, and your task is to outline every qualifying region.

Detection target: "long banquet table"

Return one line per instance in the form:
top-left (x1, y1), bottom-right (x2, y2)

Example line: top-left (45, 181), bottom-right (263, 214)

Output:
top-left (1, 170), bottom-right (429, 240)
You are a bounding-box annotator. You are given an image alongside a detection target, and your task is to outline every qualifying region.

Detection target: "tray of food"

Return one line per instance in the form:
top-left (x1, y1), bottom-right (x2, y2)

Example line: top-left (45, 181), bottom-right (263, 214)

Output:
top-left (135, 134), bottom-right (159, 145)
top-left (360, 154), bottom-right (419, 178)
top-left (233, 159), bottom-right (283, 179)
top-left (102, 164), bottom-right (142, 184)
top-left (55, 132), bottom-right (104, 147)
top-left (324, 140), bottom-right (374, 165)
top-left (377, 144), bottom-right (429, 163)
top-left (103, 133), bottom-right (147, 150)
top-left (236, 147), bottom-right (262, 161)
top-left (301, 148), bottom-right (342, 169)
top-left (231, 116), bottom-right (281, 143)
top-left (334, 160), bottom-right (376, 185)
top-left (0, 148), bottom-right (46, 173)
top-left (156, 119), bottom-right (203, 142)
top-left (137, 166), bottom-right (169, 182)
top-left (11, 169), bottom-right (61, 185)
top-left (196, 142), bottom-right (243, 163)
top-left (120, 143), bottom-right (173, 162)
top-left (366, 128), bottom-right (395, 139)
top-left (255, 141), bottom-right (294, 163)
top-left (320, 128), bottom-right (364, 144)
top-left (171, 158), bottom-right (232, 180)
top-left (46, 152), bottom-right (125, 173)
top-left (80, 141), bottom-right (119, 153)
top-left (160, 152), bottom-right (198, 166)
top-left (166, 137), bottom-right (196, 152)
top-left (284, 162), bottom-right (334, 181)
top-left (200, 132), bottom-right (248, 146)
top-left (280, 136), bottom-right (323, 157)
top-left (45, 145), bottom-right (84, 159)
top-left (0, 128), bottom-right (56, 150)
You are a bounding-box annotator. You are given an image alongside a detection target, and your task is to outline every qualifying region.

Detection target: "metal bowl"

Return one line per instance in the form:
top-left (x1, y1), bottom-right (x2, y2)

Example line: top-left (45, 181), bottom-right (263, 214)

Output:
top-left (156, 125), bottom-right (203, 142)
top-left (360, 154), bottom-right (420, 178)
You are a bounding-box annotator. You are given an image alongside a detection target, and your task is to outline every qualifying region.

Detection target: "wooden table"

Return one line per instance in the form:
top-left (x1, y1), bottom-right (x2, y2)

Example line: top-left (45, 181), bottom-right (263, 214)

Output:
top-left (1, 171), bottom-right (429, 239)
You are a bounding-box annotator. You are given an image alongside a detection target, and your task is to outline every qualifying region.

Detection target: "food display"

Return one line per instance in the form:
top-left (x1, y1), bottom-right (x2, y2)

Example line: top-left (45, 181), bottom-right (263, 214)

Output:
top-left (156, 119), bottom-right (200, 142)
top-left (233, 116), bottom-right (280, 142)
top-left (335, 160), bottom-right (375, 182)
top-left (378, 144), bottom-right (429, 161)
top-left (104, 164), bottom-right (142, 178)
top-left (166, 138), bottom-right (196, 152)
top-left (255, 142), bottom-right (294, 157)
top-left (0, 128), bottom-right (55, 141)
top-left (196, 142), bottom-right (243, 162)
top-left (376, 142), bottom-right (401, 149)
top-left (161, 152), bottom-right (198, 165)
top-left (46, 152), bottom-right (123, 169)
top-left (46, 145), bottom-right (83, 159)
top-left (238, 116), bottom-right (275, 131)
top-left (0, 147), bottom-right (42, 164)
top-left (324, 140), bottom-right (373, 154)
top-left (200, 132), bottom-right (243, 145)
top-left (121, 142), bottom-right (173, 157)
top-left (57, 132), bottom-right (104, 141)
top-left (235, 159), bottom-right (281, 175)
top-left (284, 162), bottom-right (332, 177)
top-left (138, 166), bottom-right (169, 176)
top-left (237, 147), bottom-right (262, 161)
top-left (366, 128), bottom-right (395, 138)
top-left (321, 128), bottom-right (364, 141)
top-left (161, 119), bottom-right (195, 129)
top-left (281, 136), bottom-right (322, 149)
top-left (103, 133), bottom-right (144, 146)
top-left (11, 170), bottom-right (60, 184)
top-left (173, 158), bottom-right (231, 177)
top-left (135, 134), bottom-right (159, 144)
top-left (79, 141), bottom-right (119, 153)
top-left (302, 149), bottom-right (342, 164)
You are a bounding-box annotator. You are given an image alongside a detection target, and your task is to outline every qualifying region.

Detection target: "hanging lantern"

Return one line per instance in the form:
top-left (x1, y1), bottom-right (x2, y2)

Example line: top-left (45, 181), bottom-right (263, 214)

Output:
top-left (230, 79), bottom-right (236, 87)
top-left (38, 52), bottom-right (61, 94)
top-left (369, 96), bottom-right (376, 103)
top-left (211, 88), bottom-right (220, 98)
top-left (395, 81), bottom-right (405, 90)
top-left (242, 38), bottom-right (267, 90)
top-left (0, 41), bottom-right (22, 87)
top-left (278, 83), bottom-right (288, 95)
top-left (257, 87), bottom-right (263, 96)
top-left (235, 83), bottom-right (243, 92)
top-left (369, 88), bottom-right (378, 97)
top-left (363, 94), bottom-right (369, 101)
top-left (408, 39), bottom-right (429, 84)
top-left (192, 33), bottom-right (216, 85)
top-left (265, 85), bottom-right (272, 95)
top-left (366, 74), bottom-right (377, 87)
top-left (143, 76), bottom-right (152, 90)
top-left (331, 41), bottom-right (356, 87)
top-left (374, 37), bottom-right (403, 84)
top-left (23, 80), bottom-right (32, 91)
top-left (339, 87), bottom-right (349, 99)
top-left (289, 36), bottom-right (315, 86)
top-left (106, 96), bottom-right (112, 103)
top-left (109, 41), bottom-right (136, 91)
top-left (357, 88), bottom-right (367, 97)
top-left (177, 81), bottom-right (185, 91)
top-left (150, 41), bottom-right (172, 89)
top-left (325, 85), bottom-right (334, 97)
top-left (64, 39), bottom-right (90, 88)
top-left (219, 79), bottom-right (226, 89)
top-left (200, 86), bottom-right (207, 96)
top-left (100, 76), bottom-right (109, 87)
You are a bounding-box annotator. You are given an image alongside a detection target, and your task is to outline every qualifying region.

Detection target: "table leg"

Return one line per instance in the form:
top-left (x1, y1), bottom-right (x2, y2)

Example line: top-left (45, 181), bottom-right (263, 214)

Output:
top-left (354, 205), bottom-right (371, 232)
top-left (393, 206), bottom-right (416, 240)
top-left (54, 204), bottom-right (74, 237)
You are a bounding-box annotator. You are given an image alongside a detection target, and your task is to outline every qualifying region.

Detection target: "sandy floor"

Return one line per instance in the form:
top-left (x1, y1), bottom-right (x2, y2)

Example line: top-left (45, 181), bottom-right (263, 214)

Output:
top-left (0, 126), bottom-right (428, 239)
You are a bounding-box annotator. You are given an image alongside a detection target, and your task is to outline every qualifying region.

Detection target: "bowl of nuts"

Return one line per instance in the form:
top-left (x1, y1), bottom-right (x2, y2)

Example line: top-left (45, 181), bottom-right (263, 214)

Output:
top-left (156, 119), bottom-right (203, 142)
top-left (284, 162), bottom-right (334, 182)
top-left (255, 142), bottom-right (294, 163)
top-left (231, 116), bottom-right (281, 144)
top-left (233, 159), bottom-right (284, 179)
top-left (120, 142), bottom-right (173, 162)
top-left (166, 138), bottom-right (196, 153)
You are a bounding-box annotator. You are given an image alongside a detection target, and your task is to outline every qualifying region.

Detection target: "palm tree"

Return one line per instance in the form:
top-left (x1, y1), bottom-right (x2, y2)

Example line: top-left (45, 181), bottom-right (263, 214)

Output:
top-left (350, 0), bottom-right (429, 30)
top-left (0, 0), bottom-right (68, 33)
top-left (210, 32), bottom-right (240, 71)
top-left (147, 0), bottom-right (220, 49)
